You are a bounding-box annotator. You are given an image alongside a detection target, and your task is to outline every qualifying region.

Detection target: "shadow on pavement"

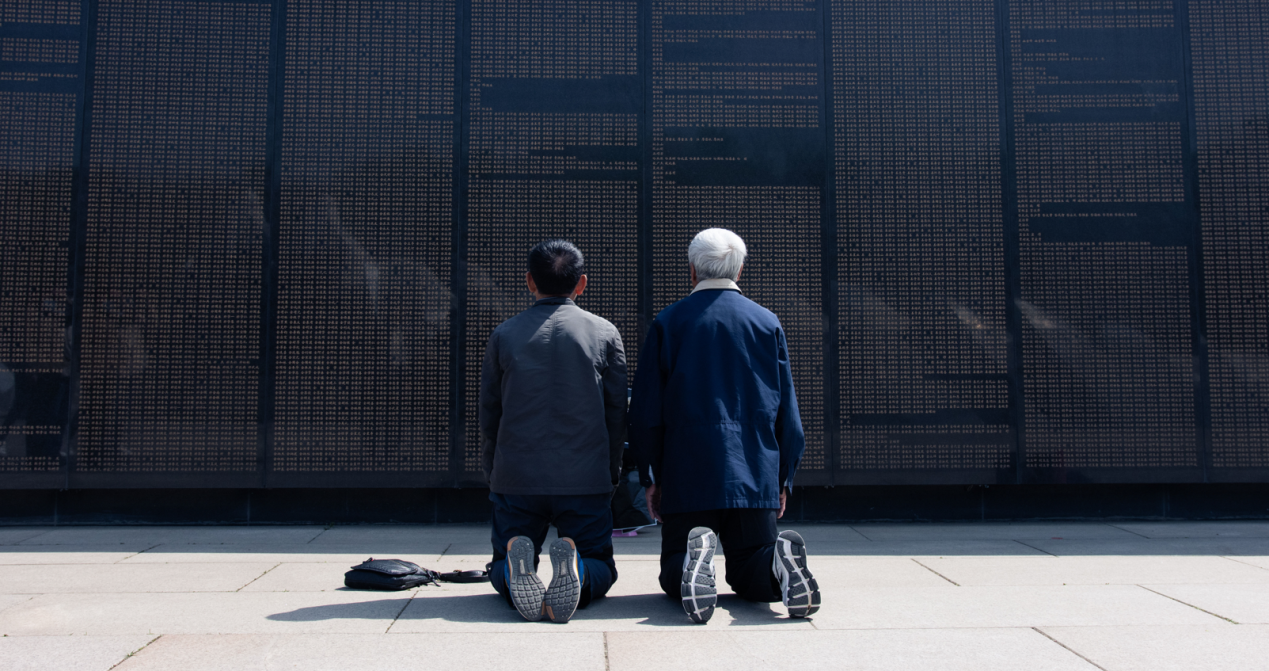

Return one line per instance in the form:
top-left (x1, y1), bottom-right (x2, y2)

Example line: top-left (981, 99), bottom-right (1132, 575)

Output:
top-left (267, 592), bottom-right (804, 627)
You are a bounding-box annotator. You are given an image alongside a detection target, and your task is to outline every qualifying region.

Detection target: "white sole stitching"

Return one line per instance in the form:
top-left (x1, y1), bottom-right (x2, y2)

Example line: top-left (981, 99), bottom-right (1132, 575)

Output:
top-left (779, 537), bottom-right (817, 615)
top-left (682, 531), bottom-right (716, 621)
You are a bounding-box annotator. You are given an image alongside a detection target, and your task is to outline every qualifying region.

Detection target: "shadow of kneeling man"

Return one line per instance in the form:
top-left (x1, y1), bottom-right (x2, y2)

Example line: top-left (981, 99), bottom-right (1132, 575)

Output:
top-left (268, 591), bottom-right (807, 627)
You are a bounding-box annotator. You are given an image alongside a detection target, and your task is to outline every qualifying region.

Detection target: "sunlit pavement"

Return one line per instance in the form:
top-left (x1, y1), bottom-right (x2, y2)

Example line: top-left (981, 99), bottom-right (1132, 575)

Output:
top-left (3, 521), bottom-right (1269, 669)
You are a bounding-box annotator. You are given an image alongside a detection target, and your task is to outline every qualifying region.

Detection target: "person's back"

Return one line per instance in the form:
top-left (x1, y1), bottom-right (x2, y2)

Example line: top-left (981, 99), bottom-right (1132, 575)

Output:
top-left (643, 289), bottom-right (795, 513)
top-left (629, 227), bottom-right (820, 624)
top-left (480, 239), bottom-right (626, 624)
top-left (484, 299), bottom-right (623, 495)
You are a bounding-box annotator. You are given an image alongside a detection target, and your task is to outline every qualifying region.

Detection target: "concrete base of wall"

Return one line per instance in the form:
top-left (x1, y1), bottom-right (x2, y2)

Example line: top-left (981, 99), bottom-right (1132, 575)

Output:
top-left (1, 483), bottom-right (1268, 525)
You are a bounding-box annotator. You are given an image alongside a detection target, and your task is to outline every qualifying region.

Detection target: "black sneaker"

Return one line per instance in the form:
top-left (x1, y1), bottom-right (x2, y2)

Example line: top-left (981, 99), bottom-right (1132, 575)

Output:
top-left (773, 530), bottom-right (820, 617)
top-left (506, 536), bottom-right (545, 621)
top-left (681, 526), bottom-right (718, 624)
top-left (544, 537), bottom-right (582, 623)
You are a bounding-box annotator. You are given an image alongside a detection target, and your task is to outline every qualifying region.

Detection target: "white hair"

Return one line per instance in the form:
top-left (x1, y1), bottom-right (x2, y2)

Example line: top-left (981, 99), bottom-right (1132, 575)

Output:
top-left (688, 228), bottom-right (747, 281)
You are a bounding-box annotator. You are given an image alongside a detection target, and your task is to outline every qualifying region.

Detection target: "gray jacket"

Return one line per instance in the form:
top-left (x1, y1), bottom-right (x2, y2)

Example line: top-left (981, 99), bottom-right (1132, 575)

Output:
top-left (479, 297), bottom-right (627, 495)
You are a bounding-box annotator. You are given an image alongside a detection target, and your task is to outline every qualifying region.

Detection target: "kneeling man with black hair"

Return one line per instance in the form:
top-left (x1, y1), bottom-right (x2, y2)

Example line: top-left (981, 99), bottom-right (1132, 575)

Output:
top-left (480, 239), bottom-right (627, 623)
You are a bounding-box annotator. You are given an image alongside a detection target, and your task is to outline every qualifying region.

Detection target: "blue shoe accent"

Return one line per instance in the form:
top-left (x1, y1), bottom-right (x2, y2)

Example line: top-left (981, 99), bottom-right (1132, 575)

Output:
top-left (544, 537), bottom-right (582, 623)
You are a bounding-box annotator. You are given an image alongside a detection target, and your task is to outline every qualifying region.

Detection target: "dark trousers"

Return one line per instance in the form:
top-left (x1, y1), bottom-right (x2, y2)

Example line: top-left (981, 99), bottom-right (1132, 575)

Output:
top-left (489, 492), bottom-right (617, 609)
top-left (658, 508), bottom-right (781, 603)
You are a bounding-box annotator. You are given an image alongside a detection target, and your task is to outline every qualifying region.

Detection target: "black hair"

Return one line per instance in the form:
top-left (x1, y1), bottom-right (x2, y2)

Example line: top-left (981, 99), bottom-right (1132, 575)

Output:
top-left (528, 239), bottom-right (584, 296)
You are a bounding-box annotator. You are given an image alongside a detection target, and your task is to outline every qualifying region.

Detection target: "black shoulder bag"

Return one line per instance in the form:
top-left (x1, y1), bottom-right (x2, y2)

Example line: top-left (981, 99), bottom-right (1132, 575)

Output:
top-left (344, 558), bottom-right (441, 591)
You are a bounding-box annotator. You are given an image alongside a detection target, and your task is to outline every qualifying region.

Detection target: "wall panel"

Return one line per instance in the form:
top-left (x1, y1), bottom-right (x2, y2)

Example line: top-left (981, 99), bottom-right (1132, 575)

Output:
top-left (1191, 0), bottom-right (1269, 478)
top-left (0, 0), bottom-right (82, 486)
top-left (650, 0), bottom-right (829, 477)
top-left (0, 0), bottom-right (1263, 491)
top-left (830, 0), bottom-right (1011, 484)
top-left (271, 0), bottom-right (457, 485)
top-left (75, 0), bottom-right (269, 484)
top-left (461, 0), bottom-right (642, 478)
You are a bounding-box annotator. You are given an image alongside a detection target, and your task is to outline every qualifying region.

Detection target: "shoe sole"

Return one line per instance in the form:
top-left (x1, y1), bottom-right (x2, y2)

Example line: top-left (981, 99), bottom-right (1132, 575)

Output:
top-left (681, 527), bottom-right (717, 624)
top-left (544, 538), bottom-right (582, 623)
top-left (507, 536), bottom-right (545, 621)
top-left (776, 530), bottom-right (820, 617)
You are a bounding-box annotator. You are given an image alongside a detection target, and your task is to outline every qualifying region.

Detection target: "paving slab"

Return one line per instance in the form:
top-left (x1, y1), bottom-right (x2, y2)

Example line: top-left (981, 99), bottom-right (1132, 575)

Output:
top-left (119, 543), bottom-right (445, 565)
top-left (809, 585), bottom-right (1220, 629)
top-left (1025, 537), bottom-right (1269, 557)
top-left (604, 555), bottom-right (680, 596)
top-left (114, 633), bottom-right (605, 671)
top-left (852, 523), bottom-right (1137, 542)
top-left (808, 557), bottom-right (959, 588)
top-left (445, 541), bottom-right (665, 561)
top-left (607, 628), bottom-right (1096, 670)
top-left (610, 549), bottom-right (664, 560)
top-left (804, 539), bottom-right (1049, 558)
top-left (610, 534), bottom-right (666, 559)
top-left (610, 531), bottom-right (665, 546)
top-left (241, 562), bottom-right (360, 592)
top-left (0, 528), bottom-right (51, 545)
top-left (779, 524), bottom-right (871, 542)
top-left (0, 562), bottom-right (278, 594)
top-left (1041, 624), bottom-right (1269, 671)
top-left (0, 546), bottom-right (142, 565)
top-left (310, 525), bottom-right (489, 546)
top-left (0, 592), bottom-right (414, 635)
top-left (594, 555), bottom-right (835, 598)
top-left (1143, 583), bottom-right (1269, 624)
top-left (1225, 556), bottom-right (1269, 571)
top-left (19, 527), bottom-right (326, 546)
top-left (1111, 521), bottom-right (1269, 539)
top-left (237, 556), bottom-right (497, 592)
top-left (920, 555), bottom-right (1269, 586)
top-left (0, 593), bottom-right (34, 614)
top-left (432, 525), bottom-right (665, 560)
top-left (594, 555), bottom-right (928, 597)
top-left (0, 635), bottom-right (157, 671)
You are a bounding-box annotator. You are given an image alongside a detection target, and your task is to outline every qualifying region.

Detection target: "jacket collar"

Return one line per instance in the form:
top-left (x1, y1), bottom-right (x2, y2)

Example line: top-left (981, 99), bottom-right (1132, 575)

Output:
top-left (534, 296), bottom-right (576, 306)
top-left (691, 278), bottom-right (741, 294)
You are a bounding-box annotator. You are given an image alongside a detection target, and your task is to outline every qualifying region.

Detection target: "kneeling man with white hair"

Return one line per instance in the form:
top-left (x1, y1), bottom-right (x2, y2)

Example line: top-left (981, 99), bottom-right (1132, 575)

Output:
top-left (628, 227), bottom-right (821, 623)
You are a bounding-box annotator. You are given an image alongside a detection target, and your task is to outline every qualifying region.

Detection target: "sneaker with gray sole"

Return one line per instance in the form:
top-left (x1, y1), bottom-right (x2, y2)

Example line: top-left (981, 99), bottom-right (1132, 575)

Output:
top-left (506, 536), bottom-right (545, 621)
top-left (773, 530), bottom-right (820, 617)
top-left (544, 537), bottom-right (582, 623)
top-left (681, 526), bottom-right (718, 624)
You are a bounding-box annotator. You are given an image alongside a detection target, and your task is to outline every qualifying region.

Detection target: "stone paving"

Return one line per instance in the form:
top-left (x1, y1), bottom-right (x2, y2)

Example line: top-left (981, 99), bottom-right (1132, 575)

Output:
top-left (3, 521), bottom-right (1269, 669)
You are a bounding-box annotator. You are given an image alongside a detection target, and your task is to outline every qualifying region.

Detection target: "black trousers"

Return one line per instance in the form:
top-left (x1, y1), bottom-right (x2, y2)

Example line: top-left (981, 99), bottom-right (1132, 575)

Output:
top-left (489, 492), bottom-right (617, 609)
top-left (658, 508), bottom-right (781, 602)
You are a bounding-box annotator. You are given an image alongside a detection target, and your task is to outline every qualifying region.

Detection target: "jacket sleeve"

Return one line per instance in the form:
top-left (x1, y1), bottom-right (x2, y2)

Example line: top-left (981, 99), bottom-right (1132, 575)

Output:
top-left (478, 330), bottom-right (503, 483)
top-left (774, 326), bottom-right (805, 490)
top-left (603, 329), bottom-right (629, 487)
top-left (628, 320), bottom-right (666, 488)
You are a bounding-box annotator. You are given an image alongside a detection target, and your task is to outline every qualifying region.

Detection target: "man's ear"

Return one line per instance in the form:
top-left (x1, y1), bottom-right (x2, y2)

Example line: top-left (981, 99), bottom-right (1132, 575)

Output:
top-left (525, 271), bottom-right (537, 294)
top-left (689, 264), bottom-right (698, 287)
top-left (735, 264), bottom-right (742, 282)
top-left (573, 274), bottom-right (588, 297)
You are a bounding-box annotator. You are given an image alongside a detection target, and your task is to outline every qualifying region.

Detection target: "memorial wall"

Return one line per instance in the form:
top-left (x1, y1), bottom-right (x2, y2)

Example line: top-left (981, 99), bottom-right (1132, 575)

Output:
top-left (0, 0), bottom-right (1266, 490)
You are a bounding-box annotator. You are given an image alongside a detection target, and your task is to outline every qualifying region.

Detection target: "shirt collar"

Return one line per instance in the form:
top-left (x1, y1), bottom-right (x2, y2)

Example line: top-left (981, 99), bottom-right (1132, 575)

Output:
top-left (691, 278), bottom-right (741, 294)
top-left (534, 296), bottom-right (575, 306)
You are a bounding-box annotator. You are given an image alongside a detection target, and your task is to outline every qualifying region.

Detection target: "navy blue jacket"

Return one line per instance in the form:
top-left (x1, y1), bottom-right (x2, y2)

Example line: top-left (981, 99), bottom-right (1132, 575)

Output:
top-left (627, 288), bottom-right (804, 514)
